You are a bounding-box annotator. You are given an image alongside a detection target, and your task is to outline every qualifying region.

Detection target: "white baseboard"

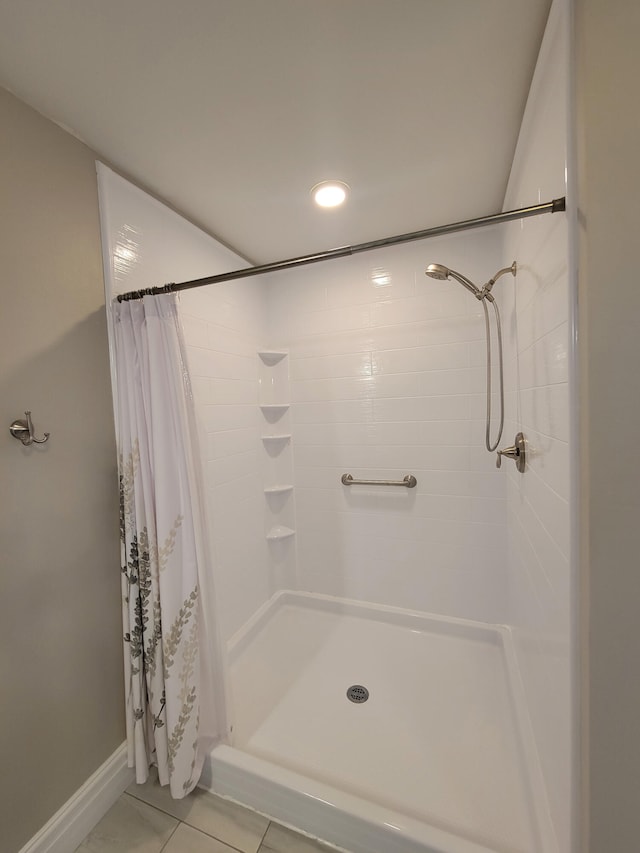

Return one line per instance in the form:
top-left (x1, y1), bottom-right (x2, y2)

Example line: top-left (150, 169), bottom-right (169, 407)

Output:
top-left (17, 742), bottom-right (134, 853)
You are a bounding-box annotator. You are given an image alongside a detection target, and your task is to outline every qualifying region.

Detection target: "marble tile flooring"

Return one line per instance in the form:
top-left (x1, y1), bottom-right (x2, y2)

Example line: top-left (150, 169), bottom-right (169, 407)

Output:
top-left (75, 769), bottom-right (339, 853)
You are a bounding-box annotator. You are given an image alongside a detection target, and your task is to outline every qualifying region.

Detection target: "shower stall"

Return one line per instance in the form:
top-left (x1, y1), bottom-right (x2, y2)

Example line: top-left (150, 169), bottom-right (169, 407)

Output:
top-left (98, 3), bottom-right (574, 851)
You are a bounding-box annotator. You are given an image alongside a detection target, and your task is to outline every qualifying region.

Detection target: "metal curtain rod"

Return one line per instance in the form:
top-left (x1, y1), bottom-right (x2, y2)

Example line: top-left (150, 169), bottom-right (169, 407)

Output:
top-left (116, 197), bottom-right (566, 302)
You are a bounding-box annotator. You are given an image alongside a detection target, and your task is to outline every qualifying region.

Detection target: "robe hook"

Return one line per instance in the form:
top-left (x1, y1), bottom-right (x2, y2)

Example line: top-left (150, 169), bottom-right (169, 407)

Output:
top-left (9, 411), bottom-right (50, 446)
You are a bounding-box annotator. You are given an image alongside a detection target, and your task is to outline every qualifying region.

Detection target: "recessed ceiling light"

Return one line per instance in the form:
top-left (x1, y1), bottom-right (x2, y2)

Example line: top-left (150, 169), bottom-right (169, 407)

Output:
top-left (311, 180), bottom-right (350, 208)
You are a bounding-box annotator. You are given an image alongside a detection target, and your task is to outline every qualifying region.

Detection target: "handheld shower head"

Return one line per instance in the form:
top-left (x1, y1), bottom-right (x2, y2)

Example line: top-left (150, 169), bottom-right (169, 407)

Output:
top-left (425, 263), bottom-right (481, 297)
top-left (425, 263), bottom-right (450, 281)
top-left (423, 260), bottom-right (517, 454)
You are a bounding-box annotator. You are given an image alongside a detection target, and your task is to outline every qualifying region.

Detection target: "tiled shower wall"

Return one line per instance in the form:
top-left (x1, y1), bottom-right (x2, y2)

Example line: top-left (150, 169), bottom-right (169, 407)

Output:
top-left (179, 281), bottom-right (272, 643)
top-left (100, 162), bottom-right (516, 635)
top-left (267, 230), bottom-right (510, 623)
top-left (97, 166), bottom-right (272, 643)
top-left (500, 2), bottom-right (572, 849)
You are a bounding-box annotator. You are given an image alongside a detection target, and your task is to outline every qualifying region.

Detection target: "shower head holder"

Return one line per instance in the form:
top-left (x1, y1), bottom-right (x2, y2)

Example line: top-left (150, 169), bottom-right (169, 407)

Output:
top-left (479, 261), bottom-right (517, 299)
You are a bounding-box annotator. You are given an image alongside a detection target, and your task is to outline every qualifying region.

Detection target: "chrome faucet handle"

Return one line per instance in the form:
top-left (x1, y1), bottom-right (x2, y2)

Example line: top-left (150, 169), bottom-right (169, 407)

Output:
top-left (496, 432), bottom-right (526, 473)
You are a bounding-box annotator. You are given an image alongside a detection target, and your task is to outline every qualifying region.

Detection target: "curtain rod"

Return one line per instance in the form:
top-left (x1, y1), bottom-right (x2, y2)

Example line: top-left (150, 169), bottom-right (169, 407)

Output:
top-left (116, 197), bottom-right (566, 302)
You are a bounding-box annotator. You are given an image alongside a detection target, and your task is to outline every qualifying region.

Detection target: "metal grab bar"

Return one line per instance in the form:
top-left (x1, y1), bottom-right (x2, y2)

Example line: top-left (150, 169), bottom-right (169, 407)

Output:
top-left (341, 473), bottom-right (417, 488)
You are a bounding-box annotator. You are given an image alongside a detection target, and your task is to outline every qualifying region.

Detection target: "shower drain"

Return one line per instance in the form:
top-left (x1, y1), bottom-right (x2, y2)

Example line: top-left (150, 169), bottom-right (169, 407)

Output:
top-left (346, 684), bottom-right (369, 703)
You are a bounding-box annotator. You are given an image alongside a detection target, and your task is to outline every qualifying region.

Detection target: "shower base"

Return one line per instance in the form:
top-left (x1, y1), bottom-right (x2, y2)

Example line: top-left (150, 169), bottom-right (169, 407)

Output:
top-left (201, 591), bottom-right (553, 853)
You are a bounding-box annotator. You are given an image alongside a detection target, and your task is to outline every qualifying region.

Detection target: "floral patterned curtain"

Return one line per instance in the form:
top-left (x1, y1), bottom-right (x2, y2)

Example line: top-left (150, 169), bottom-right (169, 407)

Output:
top-left (113, 294), bottom-right (224, 798)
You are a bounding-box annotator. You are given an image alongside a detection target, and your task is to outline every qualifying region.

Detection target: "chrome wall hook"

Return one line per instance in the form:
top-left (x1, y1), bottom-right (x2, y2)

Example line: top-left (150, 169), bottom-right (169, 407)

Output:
top-left (10, 411), bottom-right (50, 446)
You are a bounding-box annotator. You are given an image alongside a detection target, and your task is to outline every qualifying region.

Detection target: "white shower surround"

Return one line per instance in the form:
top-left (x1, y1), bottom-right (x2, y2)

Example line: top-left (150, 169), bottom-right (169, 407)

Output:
top-left (500, 3), bottom-right (572, 849)
top-left (266, 230), bottom-right (507, 624)
top-left (202, 590), bottom-right (556, 853)
top-left (97, 2), bottom-right (574, 847)
top-left (98, 167), bottom-right (513, 640)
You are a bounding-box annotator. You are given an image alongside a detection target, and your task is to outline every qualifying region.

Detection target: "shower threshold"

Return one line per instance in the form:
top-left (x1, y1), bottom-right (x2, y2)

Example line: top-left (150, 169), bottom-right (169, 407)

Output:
top-left (201, 591), bottom-right (555, 853)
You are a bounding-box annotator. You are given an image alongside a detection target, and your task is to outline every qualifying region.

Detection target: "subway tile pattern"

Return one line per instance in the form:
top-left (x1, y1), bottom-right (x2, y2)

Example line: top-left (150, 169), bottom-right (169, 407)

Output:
top-left (99, 166), bottom-right (276, 645)
top-left (268, 231), bottom-right (509, 623)
top-left (181, 280), bottom-right (273, 643)
top-left (501, 5), bottom-right (571, 850)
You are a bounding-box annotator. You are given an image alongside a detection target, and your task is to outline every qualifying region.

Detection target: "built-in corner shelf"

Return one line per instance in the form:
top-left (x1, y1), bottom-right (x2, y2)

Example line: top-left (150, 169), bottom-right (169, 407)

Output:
top-left (260, 404), bottom-right (289, 424)
top-left (261, 433), bottom-right (291, 445)
top-left (260, 404), bottom-right (289, 414)
top-left (259, 349), bottom-right (296, 561)
top-left (258, 350), bottom-right (288, 366)
top-left (264, 484), bottom-right (294, 496)
top-left (266, 525), bottom-right (296, 541)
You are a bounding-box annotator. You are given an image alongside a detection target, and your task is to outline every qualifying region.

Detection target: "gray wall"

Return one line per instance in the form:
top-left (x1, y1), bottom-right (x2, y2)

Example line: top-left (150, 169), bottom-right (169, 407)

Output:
top-left (575, 1), bottom-right (640, 850)
top-left (0, 87), bottom-right (124, 852)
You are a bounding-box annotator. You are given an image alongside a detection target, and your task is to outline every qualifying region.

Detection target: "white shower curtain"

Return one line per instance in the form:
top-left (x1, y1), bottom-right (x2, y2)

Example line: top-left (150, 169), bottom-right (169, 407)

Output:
top-left (113, 294), bottom-right (224, 797)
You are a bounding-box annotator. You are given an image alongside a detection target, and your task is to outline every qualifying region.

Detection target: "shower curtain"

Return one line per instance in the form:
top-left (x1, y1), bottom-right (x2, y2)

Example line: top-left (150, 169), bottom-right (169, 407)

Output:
top-left (113, 294), bottom-right (223, 797)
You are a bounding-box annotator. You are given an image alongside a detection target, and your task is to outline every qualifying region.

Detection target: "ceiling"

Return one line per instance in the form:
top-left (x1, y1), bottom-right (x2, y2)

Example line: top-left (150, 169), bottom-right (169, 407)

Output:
top-left (0, 0), bottom-right (552, 264)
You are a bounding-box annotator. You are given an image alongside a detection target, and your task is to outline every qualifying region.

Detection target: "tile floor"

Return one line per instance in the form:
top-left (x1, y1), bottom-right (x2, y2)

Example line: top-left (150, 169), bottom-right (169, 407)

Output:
top-left (75, 768), bottom-right (340, 853)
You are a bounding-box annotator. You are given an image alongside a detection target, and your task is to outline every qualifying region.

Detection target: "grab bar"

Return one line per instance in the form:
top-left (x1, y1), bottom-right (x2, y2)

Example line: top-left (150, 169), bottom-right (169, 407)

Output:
top-left (341, 473), bottom-right (417, 488)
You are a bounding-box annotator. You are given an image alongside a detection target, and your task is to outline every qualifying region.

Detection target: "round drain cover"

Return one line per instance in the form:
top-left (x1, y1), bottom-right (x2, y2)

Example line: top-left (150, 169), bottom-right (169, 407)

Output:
top-left (346, 684), bottom-right (369, 703)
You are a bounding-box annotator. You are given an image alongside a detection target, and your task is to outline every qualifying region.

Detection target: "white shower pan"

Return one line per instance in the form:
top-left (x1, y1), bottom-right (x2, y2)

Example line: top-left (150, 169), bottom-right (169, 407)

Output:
top-left (201, 591), bottom-right (555, 853)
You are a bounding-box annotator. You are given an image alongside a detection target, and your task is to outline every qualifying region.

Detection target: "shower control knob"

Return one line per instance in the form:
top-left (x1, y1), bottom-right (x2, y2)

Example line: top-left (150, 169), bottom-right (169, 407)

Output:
top-left (496, 446), bottom-right (517, 467)
top-left (496, 432), bottom-right (526, 473)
